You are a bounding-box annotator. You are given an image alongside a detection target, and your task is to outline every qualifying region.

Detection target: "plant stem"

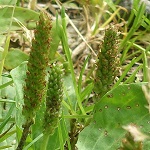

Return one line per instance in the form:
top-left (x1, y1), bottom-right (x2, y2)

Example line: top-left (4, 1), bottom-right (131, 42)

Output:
top-left (69, 119), bottom-right (79, 150)
top-left (16, 120), bottom-right (33, 150)
top-left (40, 132), bottom-right (50, 150)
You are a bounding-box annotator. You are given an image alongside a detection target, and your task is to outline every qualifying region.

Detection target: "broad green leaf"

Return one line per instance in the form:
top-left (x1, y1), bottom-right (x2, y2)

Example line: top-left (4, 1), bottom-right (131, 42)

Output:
top-left (77, 83), bottom-right (150, 150)
top-left (0, 6), bottom-right (39, 33)
top-left (4, 48), bottom-right (28, 70)
top-left (10, 61), bottom-right (27, 127)
top-left (0, 0), bottom-right (16, 5)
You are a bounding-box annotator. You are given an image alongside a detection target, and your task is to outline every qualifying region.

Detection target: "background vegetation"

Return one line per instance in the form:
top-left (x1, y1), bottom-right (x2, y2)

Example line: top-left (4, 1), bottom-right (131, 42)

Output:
top-left (0, 0), bottom-right (150, 149)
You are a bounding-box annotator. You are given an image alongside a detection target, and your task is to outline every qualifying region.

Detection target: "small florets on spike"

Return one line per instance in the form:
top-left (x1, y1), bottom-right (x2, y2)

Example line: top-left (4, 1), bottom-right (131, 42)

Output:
top-left (23, 12), bottom-right (52, 120)
top-left (43, 63), bottom-right (63, 135)
top-left (94, 24), bottom-right (120, 98)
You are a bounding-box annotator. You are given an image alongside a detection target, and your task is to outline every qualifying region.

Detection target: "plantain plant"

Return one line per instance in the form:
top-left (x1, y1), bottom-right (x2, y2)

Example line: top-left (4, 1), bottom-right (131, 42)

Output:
top-left (41, 64), bottom-right (63, 150)
top-left (93, 25), bottom-right (120, 98)
top-left (0, 0), bottom-right (150, 150)
top-left (17, 11), bottom-right (52, 150)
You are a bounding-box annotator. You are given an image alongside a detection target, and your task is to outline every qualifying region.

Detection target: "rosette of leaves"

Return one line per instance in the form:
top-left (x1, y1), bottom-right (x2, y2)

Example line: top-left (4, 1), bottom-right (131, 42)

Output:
top-left (94, 25), bottom-right (120, 98)
top-left (43, 63), bottom-right (63, 135)
top-left (17, 12), bottom-right (52, 150)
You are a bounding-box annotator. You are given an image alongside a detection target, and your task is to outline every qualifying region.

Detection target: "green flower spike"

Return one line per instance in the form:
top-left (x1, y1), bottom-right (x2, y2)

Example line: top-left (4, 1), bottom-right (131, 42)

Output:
top-left (94, 25), bottom-right (120, 98)
top-left (23, 12), bottom-right (52, 120)
top-left (43, 63), bottom-right (63, 135)
top-left (17, 12), bottom-right (52, 150)
top-left (41, 64), bottom-right (63, 150)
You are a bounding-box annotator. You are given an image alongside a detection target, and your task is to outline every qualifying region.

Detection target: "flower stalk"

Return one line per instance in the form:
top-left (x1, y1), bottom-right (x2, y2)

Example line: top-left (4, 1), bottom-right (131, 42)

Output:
top-left (17, 11), bottom-right (52, 150)
top-left (94, 25), bottom-right (120, 98)
top-left (41, 63), bottom-right (63, 150)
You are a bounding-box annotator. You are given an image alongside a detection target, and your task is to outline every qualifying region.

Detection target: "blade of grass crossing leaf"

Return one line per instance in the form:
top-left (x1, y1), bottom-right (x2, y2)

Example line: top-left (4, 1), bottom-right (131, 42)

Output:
top-left (113, 55), bottom-right (143, 88)
top-left (0, 80), bottom-right (13, 89)
top-left (23, 133), bottom-right (43, 150)
top-left (124, 64), bottom-right (143, 84)
top-left (59, 8), bottom-right (86, 115)
top-left (0, 104), bottom-right (15, 133)
top-left (0, 1), bottom-right (16, 34)
top-left (120, 38), bottom-right (137, 63)
top-left (0, 117), bottom-right (11, 134)
top-left (0, 130), bottom-right (16, 143)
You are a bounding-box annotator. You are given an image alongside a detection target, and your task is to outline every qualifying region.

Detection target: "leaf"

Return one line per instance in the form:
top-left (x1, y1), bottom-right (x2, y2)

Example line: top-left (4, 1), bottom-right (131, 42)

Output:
top-left (32, 114), bottom-right (68, 150)
top-left (0, 0), bottom-right (16, 5)
top-left (10, 61), bottom-right (27, 127)
top-left (4, 49), bottom-right (28, 70)
top-left (63, 74), bottom-right (77, 109)
top-left (32, 75), bottom-right (73, 150)
top-left (0, 117), bottom-right (11, 134)
top-left (77, 83), bottom-right (150, 150)
top-left (47, 119), bottom-right (68, 150)
top-left (0, 130), bottom-right (16, 143)
top-left (0, 6), bottom-right (39, 33)
top-left (49, 21), bottom-right (60, 61)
